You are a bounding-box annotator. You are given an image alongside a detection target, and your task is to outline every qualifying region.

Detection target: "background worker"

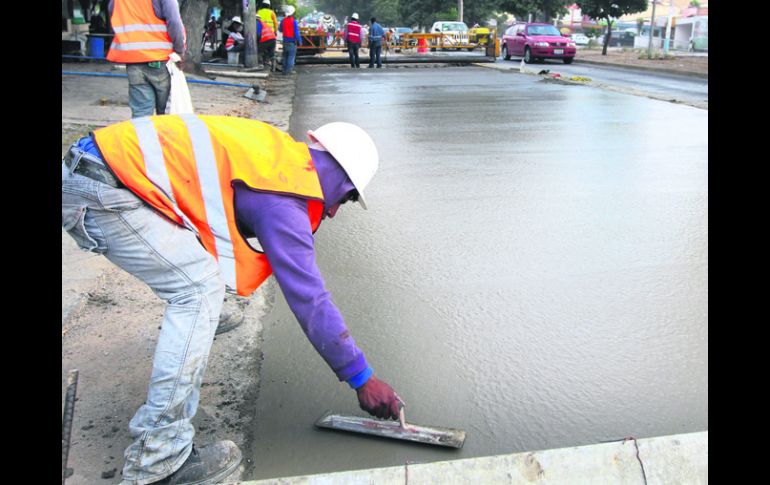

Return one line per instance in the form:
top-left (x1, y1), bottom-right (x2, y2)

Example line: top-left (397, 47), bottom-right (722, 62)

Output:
top-left (344, 12), bottom-right (362, 68)
top-left (62, 114), bottom-right (402, 484)
top-left (367, 17), bottom-right (384, 68)
top-left (256, 13), bottom-right (277, 71)
top-left (225, 16), bottom-right (245, 54)
top-left (256, 0), bottom-right (278, 32)
top-left (279, 5), bottom-right (299, 75)
top-left (201, 15), bottom-right (218, 52)
top-left (106, 0), bottom-right (186, 118)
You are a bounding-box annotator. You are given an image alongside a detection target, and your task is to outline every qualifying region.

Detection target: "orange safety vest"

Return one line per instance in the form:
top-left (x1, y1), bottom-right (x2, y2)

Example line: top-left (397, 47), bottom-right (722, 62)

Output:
top-left (93, 115), bottom-right (326, 296)
top-left (107, 0), bottom-right (174, 63)
top-left (259, 20), bottom-right (276, 42)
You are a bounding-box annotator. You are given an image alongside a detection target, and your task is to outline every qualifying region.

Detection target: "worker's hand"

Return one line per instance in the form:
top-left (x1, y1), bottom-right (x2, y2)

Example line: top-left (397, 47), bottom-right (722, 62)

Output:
top-left (356, 375), bottom-right (400, 420)
top-left (176, 58), bottom-right (185, 71)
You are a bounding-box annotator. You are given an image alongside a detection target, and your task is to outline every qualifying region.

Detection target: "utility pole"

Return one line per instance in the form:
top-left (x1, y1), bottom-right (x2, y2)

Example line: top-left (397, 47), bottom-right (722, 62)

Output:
top-left (458, 0), bottom-right (463, 22)
top-left (647, 0), bottom-right (657, 57)
top-left (663, 0), bottom-right (675, 55)
top-left (244, 0), bottom-right (259, 67)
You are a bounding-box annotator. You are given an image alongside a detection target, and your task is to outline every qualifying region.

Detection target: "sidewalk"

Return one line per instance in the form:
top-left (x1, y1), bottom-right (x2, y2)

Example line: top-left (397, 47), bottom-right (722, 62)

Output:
top-left (61, 63), bottom-right (297, 484)
top-left (574, 47), bottom-right (708, 78)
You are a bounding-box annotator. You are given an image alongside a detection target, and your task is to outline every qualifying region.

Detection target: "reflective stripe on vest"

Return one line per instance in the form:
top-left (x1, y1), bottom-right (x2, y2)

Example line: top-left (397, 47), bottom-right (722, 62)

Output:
top-left (107, 0), bottom-right (174, 63)
top-left (346, 22), bottom-right (361, 43)
top-left (259, 21), bottom-right (276, 42)
top-left (93, 115), bottom-right (325, 296)
top-left (130, 117), bottom-right (197, 233)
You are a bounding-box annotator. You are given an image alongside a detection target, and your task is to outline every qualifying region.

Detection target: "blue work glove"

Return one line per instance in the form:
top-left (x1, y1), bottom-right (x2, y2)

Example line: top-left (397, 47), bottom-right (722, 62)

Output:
top-left (356, 375), bottom-right (400, 420)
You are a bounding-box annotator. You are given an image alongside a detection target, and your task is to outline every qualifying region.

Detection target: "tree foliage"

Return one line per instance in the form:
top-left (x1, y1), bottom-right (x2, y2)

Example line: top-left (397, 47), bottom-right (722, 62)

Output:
top-left (576, 0), bottom-right (647, 54)
top-left (188, 0), bottom-right (580, 35)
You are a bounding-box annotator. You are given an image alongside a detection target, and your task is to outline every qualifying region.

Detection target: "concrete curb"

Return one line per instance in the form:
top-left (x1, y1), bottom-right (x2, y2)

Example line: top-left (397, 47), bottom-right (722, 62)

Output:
top-left (573, 58), bottom-right (708, 79)
top-left (236, 431), bottom-right (707, 484)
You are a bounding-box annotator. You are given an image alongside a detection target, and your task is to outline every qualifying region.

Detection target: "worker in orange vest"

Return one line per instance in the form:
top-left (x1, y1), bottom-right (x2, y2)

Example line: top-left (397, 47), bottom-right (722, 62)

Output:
top-left (62, 114), bottom-right (402, 485)
top-left (256, 13), bottom-right (277, 71)
top-left (106, 0), bottom-right (187, 118)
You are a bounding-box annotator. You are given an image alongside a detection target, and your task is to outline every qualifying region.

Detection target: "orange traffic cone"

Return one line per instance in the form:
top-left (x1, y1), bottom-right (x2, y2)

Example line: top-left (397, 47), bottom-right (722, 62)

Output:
top-left (417, 37), bottom-right (428, 54)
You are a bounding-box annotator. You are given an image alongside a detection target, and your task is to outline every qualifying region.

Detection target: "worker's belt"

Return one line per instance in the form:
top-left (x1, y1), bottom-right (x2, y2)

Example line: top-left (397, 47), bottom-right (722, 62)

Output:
top-left (63, 146), bottom-right (124, 189)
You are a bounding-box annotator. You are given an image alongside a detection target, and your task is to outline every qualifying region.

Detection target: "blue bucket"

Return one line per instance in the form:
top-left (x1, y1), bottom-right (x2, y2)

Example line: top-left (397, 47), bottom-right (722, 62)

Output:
top-left (88, 36), bottom-right (105, 58)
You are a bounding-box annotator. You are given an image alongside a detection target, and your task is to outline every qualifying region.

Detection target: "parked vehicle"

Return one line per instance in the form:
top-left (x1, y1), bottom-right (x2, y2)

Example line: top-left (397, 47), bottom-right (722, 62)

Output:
top-left (570, 33), bottom-right (589, 46)
top-left (430, 21), bottom-right (469, 50)
top-left (501, 22), bottom-right (577, 64)
top-left (469, 25), bottom-right (492, 50)
top-left (392, 27), bottom-right (414, 45)
top-left (597, 30), bottom-right (635, 47)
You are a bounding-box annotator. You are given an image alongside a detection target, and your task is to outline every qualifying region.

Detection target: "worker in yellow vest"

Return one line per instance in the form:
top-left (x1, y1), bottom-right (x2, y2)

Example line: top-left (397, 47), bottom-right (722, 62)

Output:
top-left (256, 0), bottom-right (278, 32)
top-left (106, 0), bottom-right (187, 118)
top-left (256, 13), bottom-right (277, 71)
top-left (62, 114), bottom-right (401, 485)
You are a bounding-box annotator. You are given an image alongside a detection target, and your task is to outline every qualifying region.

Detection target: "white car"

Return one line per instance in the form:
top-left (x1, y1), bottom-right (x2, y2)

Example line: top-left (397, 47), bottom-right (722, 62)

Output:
top-left (430, 21), bottom-right (469, 48)
top-left (570, 33), bottom-right (589, 45)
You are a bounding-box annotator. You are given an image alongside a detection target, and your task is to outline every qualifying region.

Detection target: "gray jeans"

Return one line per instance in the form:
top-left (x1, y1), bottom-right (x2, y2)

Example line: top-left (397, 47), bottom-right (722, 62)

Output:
top-left (62, 148), bottom-right (225, 484)
top-left (127, 62), bottom-right (171, 118)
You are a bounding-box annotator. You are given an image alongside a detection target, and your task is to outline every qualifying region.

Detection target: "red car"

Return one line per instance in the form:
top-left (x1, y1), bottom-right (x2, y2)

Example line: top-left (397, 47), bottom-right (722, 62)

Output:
top-left (501, 22), bottom-right (576, 64)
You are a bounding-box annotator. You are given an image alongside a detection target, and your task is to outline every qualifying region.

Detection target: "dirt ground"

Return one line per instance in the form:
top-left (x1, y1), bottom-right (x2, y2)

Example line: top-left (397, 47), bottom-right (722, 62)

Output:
top-left (62, 62), bottom-right (296, 484)
top-left (576, 47), bottom-right (708, 76)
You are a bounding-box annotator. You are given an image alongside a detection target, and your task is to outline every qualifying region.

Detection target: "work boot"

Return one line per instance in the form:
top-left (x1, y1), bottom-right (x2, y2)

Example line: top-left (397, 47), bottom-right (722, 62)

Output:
top-left (150, 441), bottom-right (242, 485)
top-left (216, 294), bottom-right (246, 335)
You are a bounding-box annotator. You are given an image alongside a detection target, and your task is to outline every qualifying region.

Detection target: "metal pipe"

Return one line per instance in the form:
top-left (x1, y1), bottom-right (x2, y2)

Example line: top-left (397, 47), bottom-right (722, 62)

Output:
top-left (61, 71), bottom-right (252, 88)
top-left (61, 55), bottom-right (107, 61)
top-left (295, 55), bottom-right (495, 65)
top-left (62, 369), bottom-right (79, 485)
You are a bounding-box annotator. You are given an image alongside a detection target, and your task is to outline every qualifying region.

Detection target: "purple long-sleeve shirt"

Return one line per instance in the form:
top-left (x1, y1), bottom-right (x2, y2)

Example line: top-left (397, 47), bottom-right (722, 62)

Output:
top-left (233, 147), bottom-right (370, 384)
top-left (109, 0), bottom-right (186, 56)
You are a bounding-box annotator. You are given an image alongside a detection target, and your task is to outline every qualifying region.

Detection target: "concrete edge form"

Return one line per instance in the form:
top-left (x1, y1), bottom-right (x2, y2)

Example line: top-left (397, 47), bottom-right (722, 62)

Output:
top-left (234, 431), bottom-right (707, 484)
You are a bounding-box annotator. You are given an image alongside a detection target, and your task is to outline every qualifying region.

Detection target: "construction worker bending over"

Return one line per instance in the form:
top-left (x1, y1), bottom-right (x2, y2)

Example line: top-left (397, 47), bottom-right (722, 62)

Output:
top-left (106, 0), bottom-right (186, 118)
top-left (61, 114), bottom-right (402, 485)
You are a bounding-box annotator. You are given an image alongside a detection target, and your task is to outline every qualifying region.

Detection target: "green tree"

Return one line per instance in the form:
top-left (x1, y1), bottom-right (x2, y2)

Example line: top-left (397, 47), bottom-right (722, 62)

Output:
top-left (576, 0), bottom-right (647, 55)
top-left (373, 0), bottom-right (400, 25)
top-left (497, 0), bottom-right (567, 23)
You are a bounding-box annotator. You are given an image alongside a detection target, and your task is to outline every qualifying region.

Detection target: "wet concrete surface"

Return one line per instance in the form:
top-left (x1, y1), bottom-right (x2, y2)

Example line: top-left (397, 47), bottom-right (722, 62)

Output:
top-left (499, 56), bottom-right (708, 106)
top-left (246, 66), bottom-right (707, 479)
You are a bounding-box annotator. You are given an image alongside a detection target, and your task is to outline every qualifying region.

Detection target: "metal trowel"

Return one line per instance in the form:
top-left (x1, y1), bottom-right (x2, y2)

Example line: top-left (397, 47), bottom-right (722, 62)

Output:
top-left (315, 402), bottom-right (466, 448)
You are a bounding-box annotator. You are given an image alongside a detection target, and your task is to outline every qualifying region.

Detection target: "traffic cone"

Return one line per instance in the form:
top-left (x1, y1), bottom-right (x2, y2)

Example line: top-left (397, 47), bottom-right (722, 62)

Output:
top-left (417, 37), bottom-right (428, 54)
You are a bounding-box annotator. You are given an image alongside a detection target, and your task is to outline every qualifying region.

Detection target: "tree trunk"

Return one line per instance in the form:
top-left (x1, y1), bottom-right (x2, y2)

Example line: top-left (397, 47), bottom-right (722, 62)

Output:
top-left (602, 17), bottom-right (610, 55)
top-left (243, 0), bottom-right (259, 67)
top-left (179, 0), bottom-right (209, 71)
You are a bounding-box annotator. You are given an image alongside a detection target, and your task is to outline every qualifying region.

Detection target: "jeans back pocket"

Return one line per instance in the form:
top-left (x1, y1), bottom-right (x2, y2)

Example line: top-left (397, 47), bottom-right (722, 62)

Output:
top-left (62, 204), bottom-right (107, 253)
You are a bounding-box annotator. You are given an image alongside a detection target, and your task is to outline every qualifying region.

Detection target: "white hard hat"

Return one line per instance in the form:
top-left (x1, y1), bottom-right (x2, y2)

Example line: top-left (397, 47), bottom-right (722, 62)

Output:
top-left (307, 123), bottom-right (379, 209)
top-left (351, 12), bottom-right (359, 20)
top-left (285, 5), bottom-right (295, 16)
top-left (262, 0), bottom-right (270, 5)
top-left (230, 16), bottom-right (242, 24)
